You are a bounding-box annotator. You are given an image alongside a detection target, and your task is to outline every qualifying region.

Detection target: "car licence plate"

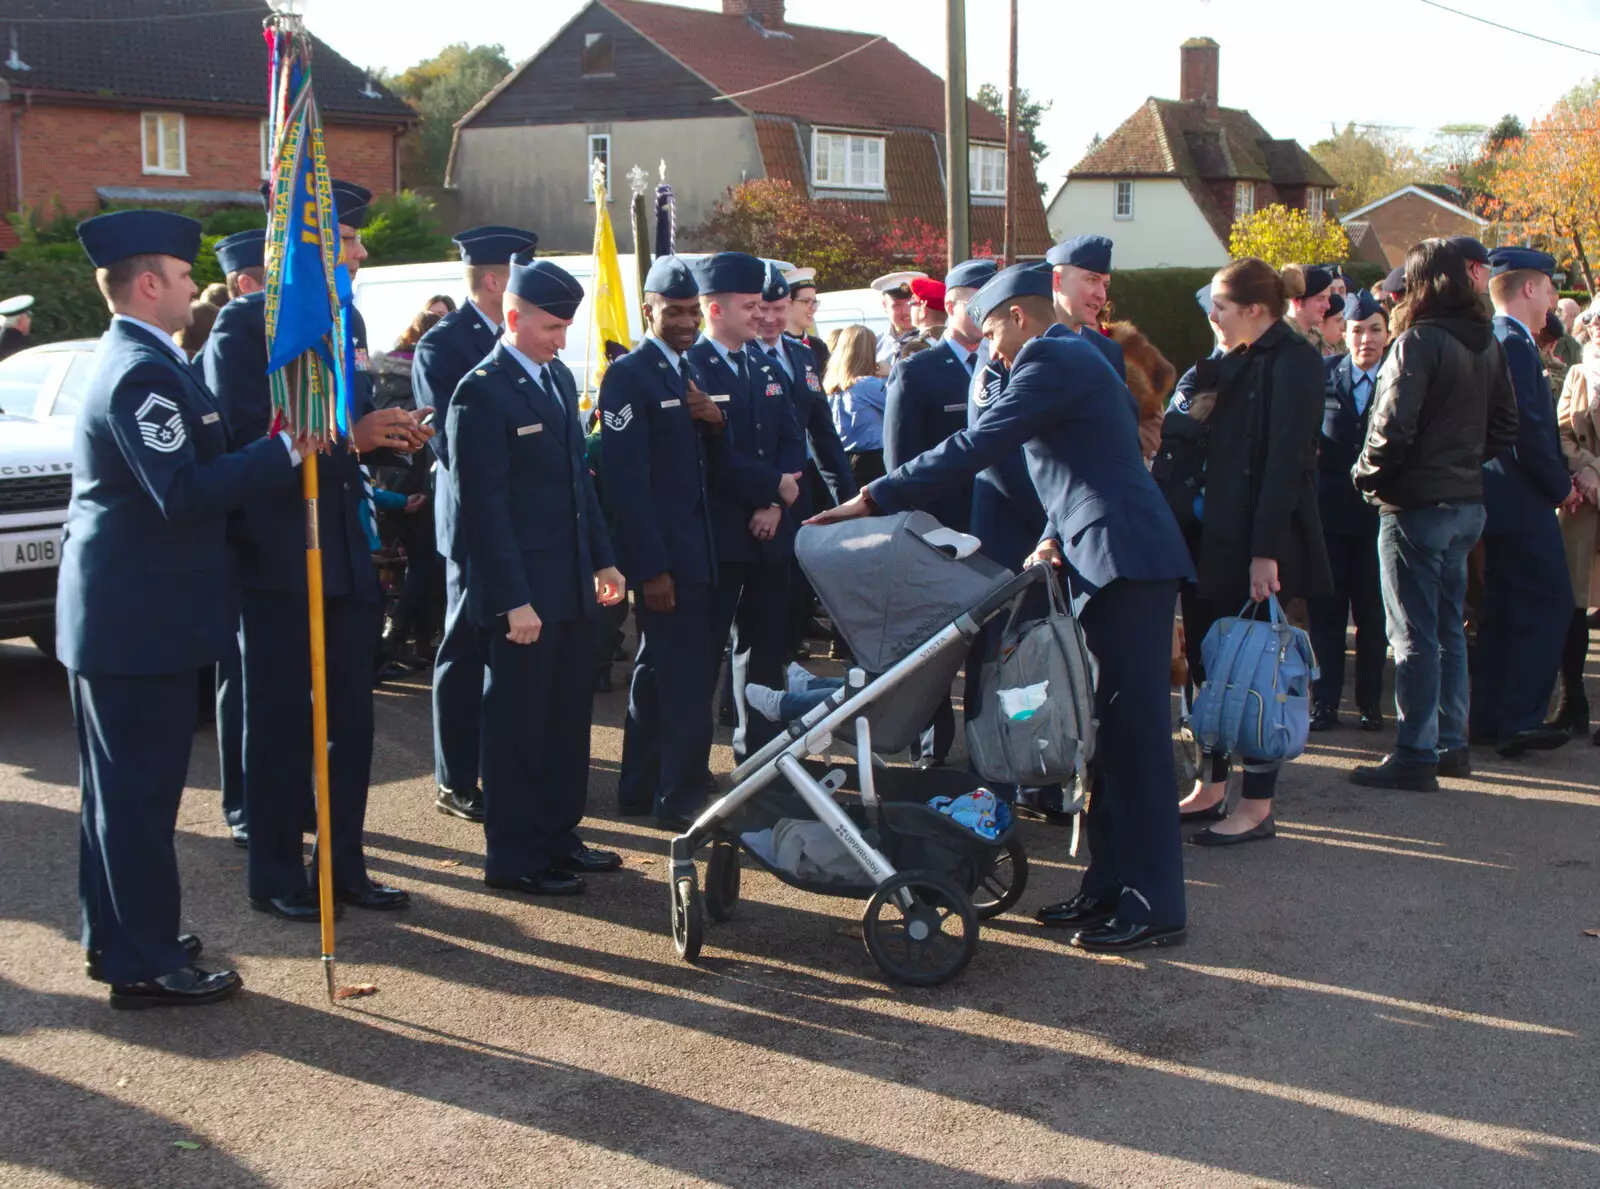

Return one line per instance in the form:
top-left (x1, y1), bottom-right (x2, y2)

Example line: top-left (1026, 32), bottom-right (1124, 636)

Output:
top-left (0, 530), bottom-right (61, 572)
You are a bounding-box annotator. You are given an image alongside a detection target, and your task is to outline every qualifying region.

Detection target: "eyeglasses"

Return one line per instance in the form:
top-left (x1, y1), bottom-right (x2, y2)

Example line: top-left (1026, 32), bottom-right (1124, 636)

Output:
top-left (796, 297), bottom-right (820, 308)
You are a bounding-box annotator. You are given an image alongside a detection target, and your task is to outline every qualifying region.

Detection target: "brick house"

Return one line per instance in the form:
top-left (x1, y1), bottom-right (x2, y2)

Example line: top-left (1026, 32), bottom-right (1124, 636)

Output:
top-left (1046, 38), bottom-right (1337, 270)
top-left (1339, 184), bottom-right (1490, 269)
top-left (0, 0), bottom-right (414, 248)
top-left (446, 0), bottom-right (1050, 256)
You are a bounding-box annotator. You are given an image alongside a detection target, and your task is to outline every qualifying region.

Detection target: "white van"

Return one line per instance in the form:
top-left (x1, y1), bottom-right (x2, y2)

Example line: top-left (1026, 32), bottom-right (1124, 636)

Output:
top-left (813, 287), bottom-right (889, 346)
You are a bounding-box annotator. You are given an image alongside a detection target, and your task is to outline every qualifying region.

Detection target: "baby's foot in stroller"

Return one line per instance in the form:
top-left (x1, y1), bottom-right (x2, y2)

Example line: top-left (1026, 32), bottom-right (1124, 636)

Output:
top-left (745, 683), bottom-right (786, 723)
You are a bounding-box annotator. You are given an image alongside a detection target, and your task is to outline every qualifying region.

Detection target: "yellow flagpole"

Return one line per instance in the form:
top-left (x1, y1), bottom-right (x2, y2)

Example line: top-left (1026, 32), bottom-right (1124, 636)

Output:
top-left (302, 447), bottom-right (337, 1000)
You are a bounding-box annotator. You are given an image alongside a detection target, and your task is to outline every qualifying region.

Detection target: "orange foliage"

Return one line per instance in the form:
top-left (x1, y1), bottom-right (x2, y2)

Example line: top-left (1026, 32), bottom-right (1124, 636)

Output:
top-left (1485, 98), bottom-right (1600, 291)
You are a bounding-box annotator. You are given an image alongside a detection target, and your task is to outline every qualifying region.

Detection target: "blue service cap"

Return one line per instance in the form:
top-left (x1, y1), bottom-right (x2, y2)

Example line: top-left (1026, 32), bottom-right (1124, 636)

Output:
top-left (762, 261), bottom-right (790, 302)
top-left (331, 179), bottom-right (372, 229)
top-left (967, 261), bottom-right (1054, 327)
top-left (1300, 265), bottom-right (1333, 299)
top-left (693, 251), bottom-right (766, 296)
top-left (77, 209), bottom-right (203, 269)
top-left (1343, 288), bottom-right (1384, 323)
top-left (1045, 234), bottom-right (1113, 273)
top-left (454, 225), bottom-right (538, 266)
top-left (1195, 283), bottom-right (1214, 317)
top-left (1446, 235), bottom-right (1490, 266)
top-left (1382, 265), bottom-right (1407, 296)
top-left (507, 252), bottom-right (584, 320)
top-left (644, 255), bottom-right (698, 300)
top-left (944, 258), bottom-right (998, 291)
top-left (1488, 246), bottom-right (1556, 277)
top-left (214, 228), bottom-right (265, 275)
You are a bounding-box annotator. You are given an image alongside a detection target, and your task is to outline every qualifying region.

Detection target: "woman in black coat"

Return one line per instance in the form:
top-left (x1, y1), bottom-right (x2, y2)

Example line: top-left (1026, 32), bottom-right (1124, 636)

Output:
top-left (1176, 257), bottom-right (1332, 845)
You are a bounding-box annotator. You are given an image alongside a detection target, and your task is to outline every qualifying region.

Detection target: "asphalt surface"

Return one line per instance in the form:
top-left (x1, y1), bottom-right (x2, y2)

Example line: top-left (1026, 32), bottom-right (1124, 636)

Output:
top-left (2, 633), bottom-right (1598, 1188)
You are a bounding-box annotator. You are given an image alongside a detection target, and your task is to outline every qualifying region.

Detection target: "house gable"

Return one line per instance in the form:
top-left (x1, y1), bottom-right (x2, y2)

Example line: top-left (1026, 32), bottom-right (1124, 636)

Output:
top-left (1341, 184), bottom-right (1487, 226)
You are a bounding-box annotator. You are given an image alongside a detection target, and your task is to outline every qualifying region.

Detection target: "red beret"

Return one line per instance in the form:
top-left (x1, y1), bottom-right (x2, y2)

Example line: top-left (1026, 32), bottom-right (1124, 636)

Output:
top-left (909, 277), bottom-right (946, 304)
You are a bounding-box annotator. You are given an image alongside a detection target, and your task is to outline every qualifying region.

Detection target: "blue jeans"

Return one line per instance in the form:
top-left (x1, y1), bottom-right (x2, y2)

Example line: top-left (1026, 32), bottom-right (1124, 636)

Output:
top-left (1377, 503), bottom-right (1487, 764)
top-left (778, 677), bottom-right (844, 722)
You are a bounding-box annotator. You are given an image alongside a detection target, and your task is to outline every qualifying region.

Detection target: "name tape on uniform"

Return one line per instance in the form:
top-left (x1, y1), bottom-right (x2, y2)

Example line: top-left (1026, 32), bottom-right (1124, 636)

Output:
top-left (517, 424), bottom-right (543, 436)
top-left (201, 412), bottom-right (221, 424)
top-left (660, 399), bottom-right (681, 409)
top-left (943, 403), bottom-right (966, 413)
top-left (710, 394), bottom-right (730, 403)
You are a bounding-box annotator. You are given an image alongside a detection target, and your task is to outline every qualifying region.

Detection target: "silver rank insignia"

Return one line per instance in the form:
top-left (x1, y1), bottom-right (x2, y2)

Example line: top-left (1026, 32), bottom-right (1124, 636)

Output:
top-left (603, 406), bottom-right (634, 432)
top-left (135, 393), bottom-right (186, 454)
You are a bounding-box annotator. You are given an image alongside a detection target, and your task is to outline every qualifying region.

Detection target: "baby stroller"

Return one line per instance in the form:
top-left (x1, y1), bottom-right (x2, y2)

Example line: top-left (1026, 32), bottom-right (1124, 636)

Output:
top-left (664, 511), bottom-right (1048, 987)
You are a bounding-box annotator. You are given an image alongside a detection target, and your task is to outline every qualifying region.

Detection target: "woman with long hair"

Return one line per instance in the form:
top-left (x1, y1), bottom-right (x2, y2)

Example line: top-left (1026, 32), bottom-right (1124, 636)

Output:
top-left (1176, 257), bottom-right (1331, 844)
top-left (823, 324), bottom-right (888, 486)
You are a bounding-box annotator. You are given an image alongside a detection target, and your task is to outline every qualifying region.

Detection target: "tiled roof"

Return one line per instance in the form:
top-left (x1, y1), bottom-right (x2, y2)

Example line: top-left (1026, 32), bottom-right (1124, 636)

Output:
top-left (0, 0), bottom-right (412, 119)
top-left (600, 0), bottom-right (1003, 137)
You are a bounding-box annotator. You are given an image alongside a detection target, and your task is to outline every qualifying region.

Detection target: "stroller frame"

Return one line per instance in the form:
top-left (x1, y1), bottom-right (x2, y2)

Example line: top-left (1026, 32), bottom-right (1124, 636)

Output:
top-left (665, 564), bottom-right (1048, 986)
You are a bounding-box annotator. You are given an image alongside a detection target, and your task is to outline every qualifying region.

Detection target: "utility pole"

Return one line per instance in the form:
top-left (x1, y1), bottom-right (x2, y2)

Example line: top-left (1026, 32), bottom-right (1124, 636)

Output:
top-left (945, 0), bottom-right (970, 269)
top-left (1002, 0), bottom-right (1018, 265)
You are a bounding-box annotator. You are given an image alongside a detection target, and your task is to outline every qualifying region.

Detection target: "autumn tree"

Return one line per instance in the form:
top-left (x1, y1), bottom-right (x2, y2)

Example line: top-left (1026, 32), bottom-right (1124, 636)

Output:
top-left (1310, 124), bottom-right (1428, 211)
top-left (1228, 204), bottom-right (1350, 269)
top-left (879, 218), bottom-right (995, 274)
top-left (1485, 97), bottom-right (1600, 292)
top-left (688, 180), bottom-right (887, 289)
top-left (976, 83), bottom-right (1051, 195)
top-left (380, 43), bottom-right (513, 187)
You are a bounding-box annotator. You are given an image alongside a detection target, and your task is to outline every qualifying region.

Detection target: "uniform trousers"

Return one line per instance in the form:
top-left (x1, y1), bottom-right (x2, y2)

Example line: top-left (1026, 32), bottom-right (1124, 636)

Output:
top-left (711, 559), bottom-right (789, 759)
top-left (1471, 518), bottom-right (1570, 738)
top-left (618, 581), bottom-right (716, 818)
top-left (241, 589), bottom-right (378, 901)
top-left (215, 627), bottom-right (245, 827)
top-left (1309, 531), bottom-right (1385, 715)
top-left (479, 617), bottom-right (594, 878)
top-left (1076, 577), bottom-right (1187, 927)
top-left (71, 669), bottom-right (196, 985)
top-left (432, 557), bottom-right (485, 795)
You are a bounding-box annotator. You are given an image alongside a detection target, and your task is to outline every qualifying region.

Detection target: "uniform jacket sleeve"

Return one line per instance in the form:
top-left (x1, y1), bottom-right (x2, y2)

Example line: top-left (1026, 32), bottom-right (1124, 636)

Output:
top-left (413, 326), bottom-right (470, 468)
top-left (448, 380), bottom-right (529, 615)
top-left (108, 361), bottom-right (293, 522)
top-left (201, 300), bottom-right (273, 443)
top-left (1251, 340), bottom-right (1323, 561)
top-left (709, 418), bottom-right (784, 507)
top-left (1502, 333), bottom-right (1573, 505)
top-left (776, 380), bottom-right (806, 476)
top-left (598, 360), bottom-right (670, 582)
top-left (882, 358), bottom-right (919, 472)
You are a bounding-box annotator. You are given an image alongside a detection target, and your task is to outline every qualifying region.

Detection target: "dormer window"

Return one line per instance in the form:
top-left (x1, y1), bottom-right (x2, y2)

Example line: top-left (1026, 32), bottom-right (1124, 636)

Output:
top-left (582, 32), bottom-right (614, 76)
top-left (813, 129), bottom-right (884, 191)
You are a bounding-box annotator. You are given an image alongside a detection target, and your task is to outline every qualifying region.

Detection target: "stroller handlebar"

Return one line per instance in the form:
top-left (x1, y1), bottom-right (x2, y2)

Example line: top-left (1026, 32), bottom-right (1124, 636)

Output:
top-left (959, 564), bottom-right (1051, 631)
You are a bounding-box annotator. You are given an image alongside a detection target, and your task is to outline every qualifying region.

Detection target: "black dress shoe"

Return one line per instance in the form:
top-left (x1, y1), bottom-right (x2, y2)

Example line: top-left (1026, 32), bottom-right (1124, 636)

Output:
top-left (565, 845), bottom-right (623, 873)
top-left (1190, 817), bottom-right (1276, 846)
top-left (250, 892), bottom-right (339, 923)
top-left (335, 881), bottom-right (410, 910)
top-left (652, 813), bottom-right (696, 833)
top-left (1309, 704), bottom-right (1339, 732)
top-left (434, 785), bottom-right (486, 823)
top-left (87, 933), bottom-right (202, 983)
top-left (484, 870), bottom-right (585, 896)
top-left (1436, 747), bottom-right (1471, 778)
top-left (1496, 727), bottom-right (1570, 757)
top-left (1035, 893), bottom-right (1118, 928)
top-left (229, 822), bottom-right (250, 848)
top-left (110, 964), bottom-right (242, 1010)
top-left (1178, 801), bottom-right (1227, 823)
top-left (1350, 754), bottom-right (1439, 791)
top-left (1070, 919), bottom-right (1187, 953)
top-left (1358, 712), bottom-right (1382, 732)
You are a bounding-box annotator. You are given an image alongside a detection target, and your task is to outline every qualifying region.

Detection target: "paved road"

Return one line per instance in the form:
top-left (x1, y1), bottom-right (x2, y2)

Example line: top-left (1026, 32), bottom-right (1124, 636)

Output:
top-left (2, 635), bottom-right (1597, 1188)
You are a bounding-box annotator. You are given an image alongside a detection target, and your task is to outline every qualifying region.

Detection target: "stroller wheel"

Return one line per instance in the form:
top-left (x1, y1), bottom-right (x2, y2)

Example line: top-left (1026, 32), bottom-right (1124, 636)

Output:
top-left (670, 870), bottom-right (704, 963)
top-left (862, 870), bottom-right (979, 987)
top-left (704, 841), bottom-right (741, 922)
top-left (971, 837), bottom-right (1029, 920)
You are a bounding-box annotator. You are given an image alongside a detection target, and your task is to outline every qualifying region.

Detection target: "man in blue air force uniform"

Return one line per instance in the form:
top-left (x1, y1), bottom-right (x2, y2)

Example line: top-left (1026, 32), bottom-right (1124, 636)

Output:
top-left (208, 180), bottom-right (432, 923)
top-left (446, 255), bottom-right (627, 895)
top-left (1044, 235), bottom-right (1126, 380)
top-left (602, 256), bottom-right (731, 825)
top-left (811, 264), bottom-right (1194, 954)
top-left (685, 253), bottom-right (805, 765)
top-left (412, 224), bottom-right (538, 823)
top-left (62, 210), bottom-right (304, 1007)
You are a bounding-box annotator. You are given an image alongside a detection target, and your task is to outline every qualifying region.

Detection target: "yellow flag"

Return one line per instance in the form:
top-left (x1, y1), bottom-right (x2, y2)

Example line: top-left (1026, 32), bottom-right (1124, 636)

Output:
top-left (584, 166), bottom-right (632, 412)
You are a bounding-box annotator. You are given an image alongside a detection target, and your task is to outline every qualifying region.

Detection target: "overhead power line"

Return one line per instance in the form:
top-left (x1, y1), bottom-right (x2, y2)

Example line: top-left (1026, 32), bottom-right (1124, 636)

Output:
top-left (1415, 0), bottom-right (1600, 57)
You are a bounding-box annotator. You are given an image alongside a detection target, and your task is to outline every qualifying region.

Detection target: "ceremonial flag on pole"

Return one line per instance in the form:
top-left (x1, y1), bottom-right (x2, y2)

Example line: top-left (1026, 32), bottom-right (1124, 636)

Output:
top-left (584, 156), bottom-right (632, 412)
top-left (654, 159), bottom-right (676, 259)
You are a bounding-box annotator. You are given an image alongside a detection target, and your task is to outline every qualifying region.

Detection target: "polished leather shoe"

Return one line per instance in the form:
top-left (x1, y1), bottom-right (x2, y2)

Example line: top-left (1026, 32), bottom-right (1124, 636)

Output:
top-left (87, 933), bottom-right (202, 983)
top-left (1178, 801), bottom-right (1227, 824)
top-left (1309, 703), bottom-right (1339, 732)
top-left (1070, 919), bottom-right (1187, 953)
top-left (434, 784), bottom-right (486, 823)
top-left (1350, 754), bottom-right (1438, 791)
top-left (1035, 893), bottom-right (1118, 928)
top-left (1190, 817), bottom-right (1276, 846)
top-left (565, 845), bottom-right (623, 873)
top-left (1496, 727), bottom-right (1569, 758)
top-left (484, 870), bottom-right (585, 896)
top-left (1358, 712), bottom-right (1382, 732)
top-left (110, 964), bottom-right (242, 1010)
top-left (1436, 747), bottom-right (1471, 779)
top-left (229, 822), bottom-right (249, 848)
top-left (335, 881), bottom-right (410, 910)
top-left (250, 892), bottom-right (339, 923)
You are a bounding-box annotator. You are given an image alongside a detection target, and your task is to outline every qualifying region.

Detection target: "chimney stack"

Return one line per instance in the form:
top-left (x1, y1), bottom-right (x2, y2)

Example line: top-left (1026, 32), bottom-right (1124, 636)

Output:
top-left (723, 0), bottom-right (785, 28)
top-left (1179, 37), bottom-right (1219, 108)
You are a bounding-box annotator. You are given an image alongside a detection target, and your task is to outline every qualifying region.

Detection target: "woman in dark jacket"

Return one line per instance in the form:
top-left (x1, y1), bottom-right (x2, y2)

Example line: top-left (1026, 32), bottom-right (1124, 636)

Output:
top-left (1177, 257), bottom-right (1332, 845)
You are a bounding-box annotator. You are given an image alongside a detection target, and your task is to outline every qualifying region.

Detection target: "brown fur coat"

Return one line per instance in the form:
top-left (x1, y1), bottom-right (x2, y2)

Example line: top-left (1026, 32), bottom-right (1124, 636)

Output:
top-left (1106, 321), bottom-right (1177, 458)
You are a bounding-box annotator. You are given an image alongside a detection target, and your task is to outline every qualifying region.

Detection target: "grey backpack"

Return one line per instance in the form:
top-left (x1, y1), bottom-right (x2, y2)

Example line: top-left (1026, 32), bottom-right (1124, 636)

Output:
top-left (966, 570), bottom-right (1097, 793)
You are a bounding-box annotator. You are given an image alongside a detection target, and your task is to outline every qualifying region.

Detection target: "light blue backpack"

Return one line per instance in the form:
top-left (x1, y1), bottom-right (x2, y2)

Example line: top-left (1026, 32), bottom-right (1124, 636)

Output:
top-left (1191, 595), bottom-right (1318, 764)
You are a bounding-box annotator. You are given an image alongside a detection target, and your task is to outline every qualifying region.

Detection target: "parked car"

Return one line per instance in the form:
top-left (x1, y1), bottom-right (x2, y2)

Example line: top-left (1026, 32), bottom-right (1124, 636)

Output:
top-left (0, 338), bottom-right (99, 424)
top-left (814, 287), bottom-right (889, 345)
top-left (0, 412), bottom-right (74, 655)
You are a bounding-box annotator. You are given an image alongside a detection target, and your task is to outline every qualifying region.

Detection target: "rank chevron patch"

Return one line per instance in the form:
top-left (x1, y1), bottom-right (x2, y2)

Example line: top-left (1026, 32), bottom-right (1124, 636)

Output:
top-left (135, 393), bottom-right (186, 454)
top-left (603, 405), bottom-right (634, 432)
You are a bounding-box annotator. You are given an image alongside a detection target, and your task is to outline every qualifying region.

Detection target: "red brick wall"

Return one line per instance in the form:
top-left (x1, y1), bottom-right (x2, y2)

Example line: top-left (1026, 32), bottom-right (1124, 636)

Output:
top-left (13, 103), bottom-right (395, 217)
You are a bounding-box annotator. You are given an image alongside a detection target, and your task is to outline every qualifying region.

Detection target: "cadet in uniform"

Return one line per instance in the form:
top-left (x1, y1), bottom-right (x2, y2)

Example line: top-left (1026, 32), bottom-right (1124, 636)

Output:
top-left (812, 264), bottom-right (1195, 953)
top-left (603, 257), bottom-right (728, 824)
top-left (63, 210), bottom-right (303, 1007)
top-left (687, 253), bottom-right (804, 762)
top-left (446, 255), bottom-right (626, 894)
top-left (412, 225), bottom-right (539, 823)
top-left (1474, 247), bottom-right (1574, 755)
top-left (783, 267), bottom-right (831, 375)
top-left (1044, 236), bottom-right (1127, 380)
top-left (871, 272), bottom-right (928, 370)
top-left (214, 180), bottom-right (429, 922)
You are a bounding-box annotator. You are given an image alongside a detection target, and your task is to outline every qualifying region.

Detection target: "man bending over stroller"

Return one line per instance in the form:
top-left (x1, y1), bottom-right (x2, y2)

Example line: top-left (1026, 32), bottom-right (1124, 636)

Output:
top-left (808, 262), bottom-right (1195, 954)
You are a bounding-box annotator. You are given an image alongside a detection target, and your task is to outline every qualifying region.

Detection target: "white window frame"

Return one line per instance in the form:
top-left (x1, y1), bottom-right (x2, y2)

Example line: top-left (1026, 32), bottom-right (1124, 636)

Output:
top-left (1113, 180), bottom-right (1134, 220)
top-left (141, 111), bottom-right (186, 176)
top-left (969, 143), bottom-right (1006, 197)
top-left (586, 133), bottom-right (611, 202)
top-left (1234, 180), bottom-right (1255, 219)
top-left (811, 128), bottom-right (885, 192)
top-left (1306, 186), bottom-right (1325, 221)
